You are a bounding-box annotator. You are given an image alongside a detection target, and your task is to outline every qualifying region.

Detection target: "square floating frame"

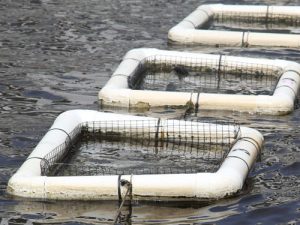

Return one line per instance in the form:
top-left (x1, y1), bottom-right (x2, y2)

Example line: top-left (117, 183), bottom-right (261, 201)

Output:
top-left (7, 110), bottom-right (263, 201)
top-left (168, 4), bottom-right (300, 48)
top-left (99, 48), bottom-right (300, 115)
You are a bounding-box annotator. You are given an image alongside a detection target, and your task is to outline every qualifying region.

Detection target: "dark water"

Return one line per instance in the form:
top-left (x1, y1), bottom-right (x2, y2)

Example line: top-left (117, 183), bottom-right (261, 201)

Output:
top-left (55, 137), bottom-right (227, 176)
top-left (0, 0), bottom-right (300, 224)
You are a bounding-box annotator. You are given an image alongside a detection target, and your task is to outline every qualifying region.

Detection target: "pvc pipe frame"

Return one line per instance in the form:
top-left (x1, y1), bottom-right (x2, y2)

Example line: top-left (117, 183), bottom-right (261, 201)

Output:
top-left (168, 4), bottom-right (300, 48)
top-left (7, 110), bottom-right (264, 201)
top-left (99, 48), bottom-right (300, 115)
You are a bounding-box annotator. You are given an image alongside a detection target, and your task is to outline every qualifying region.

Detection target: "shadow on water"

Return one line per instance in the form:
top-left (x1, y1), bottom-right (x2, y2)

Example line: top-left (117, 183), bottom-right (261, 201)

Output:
top-left (0, 0), bottom-right (300, 224)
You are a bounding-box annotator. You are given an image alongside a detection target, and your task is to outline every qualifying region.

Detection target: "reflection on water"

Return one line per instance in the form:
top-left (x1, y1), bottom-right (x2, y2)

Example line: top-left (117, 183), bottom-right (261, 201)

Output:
top-left (2, 199), bottom-right (238, 224)
top-left (0, 0), bottom-right (300, 224)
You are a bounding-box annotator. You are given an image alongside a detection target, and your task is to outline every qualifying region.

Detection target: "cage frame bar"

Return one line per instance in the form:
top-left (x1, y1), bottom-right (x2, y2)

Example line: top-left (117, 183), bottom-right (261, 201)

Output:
top-left (99, 48), bottom-right (300, 115)
top-left (168, 4), bottom-right (300, 48)
top-left (7, 110), bottom-right (263, 201)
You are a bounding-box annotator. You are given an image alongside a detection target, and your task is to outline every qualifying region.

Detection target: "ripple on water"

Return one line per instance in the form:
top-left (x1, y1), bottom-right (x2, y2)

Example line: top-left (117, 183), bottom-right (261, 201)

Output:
top-left (0, 0), bottom-right (300, 224)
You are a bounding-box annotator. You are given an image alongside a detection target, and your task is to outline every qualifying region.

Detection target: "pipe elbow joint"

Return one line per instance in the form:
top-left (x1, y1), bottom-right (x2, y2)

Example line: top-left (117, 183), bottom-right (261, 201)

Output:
top-left (123, 48), bottom-right (158, 61)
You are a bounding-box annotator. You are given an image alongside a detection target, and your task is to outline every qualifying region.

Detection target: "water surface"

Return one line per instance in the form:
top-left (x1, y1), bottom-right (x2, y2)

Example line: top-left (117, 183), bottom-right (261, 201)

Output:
top-left (0, 0), bottom-right (299, 224)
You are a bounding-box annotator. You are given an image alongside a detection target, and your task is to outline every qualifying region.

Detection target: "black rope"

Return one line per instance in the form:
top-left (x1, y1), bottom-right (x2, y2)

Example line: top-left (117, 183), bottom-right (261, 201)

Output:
top-left (113, 179), bottom-right (132, 224)
top-left (25, 156), bottom-right (48, 162)
top-left (284, 70), bottom-right (300, 77)
top-left (232, 148), bottom-right (251, 156)
top-left (226, 156), bottom-right (250, 171)
top-left (241, 31), bottom-right (249, 47)
top-left (241, 31), bottom-right (246, 47)
top-left (195, 91), bottom-right (201, 114)
top-left (25, 157), bottom-right (50, 176)
top-left (183, 92), bottom-right (194, 119)
top-left (242, 31), bottom-right (250, 47)
top-left (154, 118), bottom-right (161, 148)
top-left (275, 85), bottom-right (297, 97)
top-left (234, 124), bottom-right (241, 140)
top-left (281, 77), bottom-right (297, 83)
top-left (274, 73), bottom-right (299, 97)
top-left (48, 128), bottom-right (72, 144)
top-left (237, 137), bottom-right (261, 156)
top-left (117, 175), bottom-right (122, 202)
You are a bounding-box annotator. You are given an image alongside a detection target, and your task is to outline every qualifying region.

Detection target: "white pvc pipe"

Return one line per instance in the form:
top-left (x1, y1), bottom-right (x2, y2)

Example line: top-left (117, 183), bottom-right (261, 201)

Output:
top-left (168, 4), bottom-right (300, 48)
top-left (7, 110), bottom-right (263, 201)
top-left (99, 48), bottom-right (300, 115)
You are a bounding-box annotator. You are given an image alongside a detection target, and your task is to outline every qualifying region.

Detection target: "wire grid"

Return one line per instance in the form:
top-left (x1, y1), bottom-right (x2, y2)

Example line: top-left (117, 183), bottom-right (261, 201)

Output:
top-left (128, 55), bottom-right (282, 95)
top-left (40, 125), bottom-right (82, 176)
top-left (40, 120), bottom-right (240, 176)
top-left (212, 12), bottom-right (300, 32)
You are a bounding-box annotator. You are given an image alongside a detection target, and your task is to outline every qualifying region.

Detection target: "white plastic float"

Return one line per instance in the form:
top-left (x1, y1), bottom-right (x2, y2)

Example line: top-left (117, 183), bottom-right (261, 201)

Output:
top-left (7, 110), bottom-right (263, 201)
top-left (99, 48), bottom-right (300, 115)
top-left (168, 4), bottom-right (300, 47)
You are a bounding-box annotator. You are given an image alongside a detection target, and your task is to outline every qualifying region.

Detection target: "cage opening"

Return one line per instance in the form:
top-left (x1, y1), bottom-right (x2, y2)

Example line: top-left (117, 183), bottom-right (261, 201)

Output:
top-left (128, 55), bottom-right (282, 95)
top-left (40, 120), bottom-right (240, 177)
top-left (211, 12), bottom-right (300, 34)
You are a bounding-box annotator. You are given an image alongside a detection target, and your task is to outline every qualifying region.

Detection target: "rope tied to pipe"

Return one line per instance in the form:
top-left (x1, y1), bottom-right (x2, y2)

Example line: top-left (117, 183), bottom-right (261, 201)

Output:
top-left (114, 175), bottom-right (133, 224)
top-left (241, 31), bottom-right (250, 47)
top-left (182, 91), bottom-right (195, 119)
top-left (47, 127), bottom-right (78, 150)
top-left (154, 118), bottom-right (162, 150)
top-left (194, 91), bottom-right (201, 114)
top-left (25, 157), bottom-right (51, 176)
top-left (48, 128), bottom-right (72, 144)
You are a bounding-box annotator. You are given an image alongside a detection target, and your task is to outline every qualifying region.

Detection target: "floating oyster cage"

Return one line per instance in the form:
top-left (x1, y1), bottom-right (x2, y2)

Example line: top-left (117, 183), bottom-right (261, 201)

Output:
top-left (8, 110), bottom-right (263, 201)
top-left (41, 119), bottom-right (238, 177)
top-left (99, 48), bottom-right (300, 115)
top-left (168, 4), bottom-right (300, 47)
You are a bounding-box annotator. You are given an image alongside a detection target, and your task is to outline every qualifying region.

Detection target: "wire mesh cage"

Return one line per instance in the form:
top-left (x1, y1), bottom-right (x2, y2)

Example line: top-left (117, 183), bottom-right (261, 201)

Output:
top-left (212, 12), bottom-right (300, 33)
top-left (40, 119), bottom-right (240, 177)
top-left (168, 4), bottom-right (300, 48)
top-left (128, 55), bottom-right (282, 95)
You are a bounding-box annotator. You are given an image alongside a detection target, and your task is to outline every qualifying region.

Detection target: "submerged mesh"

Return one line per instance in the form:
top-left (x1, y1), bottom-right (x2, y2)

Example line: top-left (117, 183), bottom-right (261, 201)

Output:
top-left (128, 55), bottom-right (282, 95)
top-left (40, 120), bottom-right (240, 176)
top-left (212, 12), bottom-right (300, 32)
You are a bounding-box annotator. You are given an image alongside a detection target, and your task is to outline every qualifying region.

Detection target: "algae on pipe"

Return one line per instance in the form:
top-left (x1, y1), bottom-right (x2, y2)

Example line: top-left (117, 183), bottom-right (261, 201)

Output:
top-left (99, 48), bottom-right (300, 115)
top-left (8, 110), bottom-right (263, 201)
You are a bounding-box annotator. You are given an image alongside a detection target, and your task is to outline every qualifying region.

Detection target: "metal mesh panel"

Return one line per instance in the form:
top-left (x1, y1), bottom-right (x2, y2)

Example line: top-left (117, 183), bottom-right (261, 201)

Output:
top-left (40, 125), bottom-right (82, 176)
top-left (40, 120), bottom-right (240, 176)
top-left (212, 12), bottom-right (300, 33)
top-left (128, 55), bottom-right (282, 95)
